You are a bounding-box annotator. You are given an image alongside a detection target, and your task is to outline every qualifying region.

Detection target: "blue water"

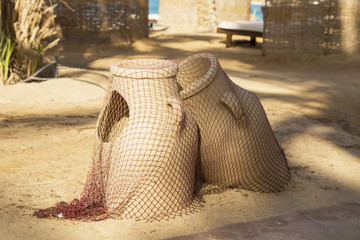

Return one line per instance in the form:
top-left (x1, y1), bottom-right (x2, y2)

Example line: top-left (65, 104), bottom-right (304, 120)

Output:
top-left (251, 3), bottom-right (264, 21)
top-left (149, 0), bottom-right (159, 14)
top-left (149, 1), bottom-right (264, 21)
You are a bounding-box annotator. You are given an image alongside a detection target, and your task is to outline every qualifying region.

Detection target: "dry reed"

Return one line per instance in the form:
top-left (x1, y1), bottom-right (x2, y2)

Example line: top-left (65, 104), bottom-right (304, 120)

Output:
top-left (0, 0), bottom-right (59, 84)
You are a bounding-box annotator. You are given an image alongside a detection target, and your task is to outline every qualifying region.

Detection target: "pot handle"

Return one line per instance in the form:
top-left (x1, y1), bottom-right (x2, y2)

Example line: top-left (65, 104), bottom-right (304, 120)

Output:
top-left (167, 96), bottom-right (185, 134)
top-left (220, 91), bottom-right (244, 120)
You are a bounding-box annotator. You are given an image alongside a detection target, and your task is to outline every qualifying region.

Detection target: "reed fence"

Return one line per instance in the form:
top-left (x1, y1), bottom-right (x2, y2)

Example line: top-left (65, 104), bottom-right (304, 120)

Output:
top-left (54, 0), bottom-right (148, 44)
top-left (262, 0), bottom-right (360, 55)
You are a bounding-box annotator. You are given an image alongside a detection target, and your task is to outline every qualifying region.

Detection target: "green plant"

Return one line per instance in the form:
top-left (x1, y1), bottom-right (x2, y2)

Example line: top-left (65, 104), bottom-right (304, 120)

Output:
top-left (0, 0), bottom-right (60, 83)
top-left (0, 31), bottom-right (14, 84)
top-left (32, 42), bottom-right (48, 75)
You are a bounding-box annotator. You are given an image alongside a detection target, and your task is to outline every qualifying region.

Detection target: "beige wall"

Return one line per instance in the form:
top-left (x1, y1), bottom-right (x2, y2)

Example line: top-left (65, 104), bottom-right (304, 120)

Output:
top-left (216, 0), bottom-right (251, 23)
top-left (158, 0), bottom-right (251, 32)
top-left (158, 0), bottom-right (198, 31)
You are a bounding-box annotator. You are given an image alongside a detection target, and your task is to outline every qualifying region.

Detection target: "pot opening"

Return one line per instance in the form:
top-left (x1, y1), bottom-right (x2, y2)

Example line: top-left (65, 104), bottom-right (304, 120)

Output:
top-left (177, 56), bottom-right (211, 90)
top-left (97, 91), bottom-right (129, 142)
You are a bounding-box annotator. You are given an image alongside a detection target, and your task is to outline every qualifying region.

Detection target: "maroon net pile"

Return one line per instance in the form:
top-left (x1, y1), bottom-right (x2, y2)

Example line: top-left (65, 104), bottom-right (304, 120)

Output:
top-left (34, 53), bottom-right (290, 221)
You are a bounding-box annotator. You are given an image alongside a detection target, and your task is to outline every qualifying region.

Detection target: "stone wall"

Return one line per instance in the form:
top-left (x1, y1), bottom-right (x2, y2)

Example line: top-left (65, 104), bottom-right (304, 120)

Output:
top-left (196, 0), bottom-right (217, 32)
top-left (158, 0), bottom-right (198, 31)
top-left (215, 0), bottom-right (251, 23)
top-left (158, 0), bottom-right (251, 32)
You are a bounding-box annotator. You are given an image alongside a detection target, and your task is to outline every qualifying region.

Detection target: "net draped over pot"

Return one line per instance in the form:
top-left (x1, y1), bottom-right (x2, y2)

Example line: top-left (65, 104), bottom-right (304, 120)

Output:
top-left (34, 59), bottom-right (200, 221)
top-left (34, 53), bottom-right (291, 221)
top-left (177, 53), bottom-right (290, 192)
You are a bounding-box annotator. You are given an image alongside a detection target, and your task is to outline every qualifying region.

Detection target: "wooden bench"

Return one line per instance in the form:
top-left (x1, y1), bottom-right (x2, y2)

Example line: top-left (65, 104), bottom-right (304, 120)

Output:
top-left (149, 19), bottom-right (157, 28)
top-left (216, 27), bottom-right (263, 47)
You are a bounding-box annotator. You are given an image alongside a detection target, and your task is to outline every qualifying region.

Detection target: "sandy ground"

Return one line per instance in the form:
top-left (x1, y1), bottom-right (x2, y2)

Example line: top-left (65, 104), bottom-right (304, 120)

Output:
top-left (1, 28), bottom-right (360, 240)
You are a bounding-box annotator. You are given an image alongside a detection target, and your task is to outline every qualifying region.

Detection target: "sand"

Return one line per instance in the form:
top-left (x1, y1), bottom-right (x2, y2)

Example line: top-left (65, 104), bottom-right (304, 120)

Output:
top-left (1, 28), bottom-right (360, 240)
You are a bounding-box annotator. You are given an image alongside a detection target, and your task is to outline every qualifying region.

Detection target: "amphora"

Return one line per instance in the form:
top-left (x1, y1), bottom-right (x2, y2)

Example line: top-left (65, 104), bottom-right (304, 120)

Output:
top-left (177, 53), bottom-right (290, 192)
top-left (86, 59), bottom-right (199, 220)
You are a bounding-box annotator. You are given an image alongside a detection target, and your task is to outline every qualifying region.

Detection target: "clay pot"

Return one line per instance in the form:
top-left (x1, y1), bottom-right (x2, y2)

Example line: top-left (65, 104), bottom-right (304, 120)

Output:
top-left (89, 59), bottom-right (199, 220)
top-left (177, 53), bottom-right (290, 192)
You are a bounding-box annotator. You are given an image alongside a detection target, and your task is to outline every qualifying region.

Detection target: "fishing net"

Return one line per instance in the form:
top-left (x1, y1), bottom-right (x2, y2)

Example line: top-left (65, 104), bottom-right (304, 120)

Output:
top-left (177, 53), bottom-right (290, 192)
top-left (34, 59), bottom-right (200, 221)
top-left (34, 53), bottom-right (290, 221)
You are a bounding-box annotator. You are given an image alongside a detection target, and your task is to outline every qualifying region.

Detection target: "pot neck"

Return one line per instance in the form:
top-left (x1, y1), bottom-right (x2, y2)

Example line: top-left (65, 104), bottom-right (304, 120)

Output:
top-left (178, 53), bottom-right (219, 100)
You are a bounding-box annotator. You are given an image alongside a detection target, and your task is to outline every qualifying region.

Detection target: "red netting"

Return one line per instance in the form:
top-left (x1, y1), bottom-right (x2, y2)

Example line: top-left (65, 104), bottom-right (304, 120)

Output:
top-left (34, 53), bottom-right (290, 221)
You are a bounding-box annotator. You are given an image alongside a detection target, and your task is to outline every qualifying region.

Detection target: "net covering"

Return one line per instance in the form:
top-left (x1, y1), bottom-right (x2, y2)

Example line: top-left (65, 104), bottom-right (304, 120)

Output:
top-left (177, 53), bottom-right (290, 192)
top-left (34, 53), bottom-right (290, 221)
top-left (34, 59), bottom-right (200, 221)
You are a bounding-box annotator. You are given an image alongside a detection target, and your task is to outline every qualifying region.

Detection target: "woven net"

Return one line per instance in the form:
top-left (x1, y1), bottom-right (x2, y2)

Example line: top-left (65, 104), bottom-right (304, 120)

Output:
top-left (177, 53), bottom-right (290, 192)
top-left (54, 0), bottom-right (149, 44)
top-left (34, 59), bottom-right (200, 221)
top-left (34, 53), bottom-right (290, 221)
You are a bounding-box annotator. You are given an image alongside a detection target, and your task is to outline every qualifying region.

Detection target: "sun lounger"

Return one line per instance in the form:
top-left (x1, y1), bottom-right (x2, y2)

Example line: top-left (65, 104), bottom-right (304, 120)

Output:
top-left (217, 21), bottom-right (264, 47)
top-left (149, 14), bottom-right (158, 28)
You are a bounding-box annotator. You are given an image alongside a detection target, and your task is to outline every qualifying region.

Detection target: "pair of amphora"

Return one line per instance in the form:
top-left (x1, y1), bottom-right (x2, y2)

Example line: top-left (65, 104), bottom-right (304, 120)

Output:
top-left (89, 53), bottom-right (290, 220)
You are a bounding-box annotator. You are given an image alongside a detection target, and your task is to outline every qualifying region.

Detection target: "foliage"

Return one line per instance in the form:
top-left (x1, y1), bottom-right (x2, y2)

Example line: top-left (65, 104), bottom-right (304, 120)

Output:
top-left (0, 0), bottom-right (60, 84)
top-left (0, 30), bottom-right (14, 85)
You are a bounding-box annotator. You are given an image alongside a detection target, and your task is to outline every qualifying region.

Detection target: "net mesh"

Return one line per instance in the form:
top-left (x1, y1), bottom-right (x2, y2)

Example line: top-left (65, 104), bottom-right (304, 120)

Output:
top-left (34, 53), bottom-right (290, 221)
top-left (34, 59), bottom-right (200, 221)
top-left (177, 53), bottom-right (290, 192)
